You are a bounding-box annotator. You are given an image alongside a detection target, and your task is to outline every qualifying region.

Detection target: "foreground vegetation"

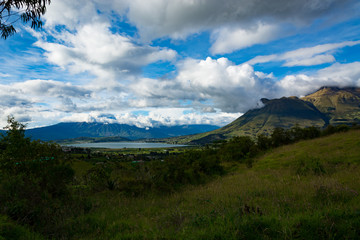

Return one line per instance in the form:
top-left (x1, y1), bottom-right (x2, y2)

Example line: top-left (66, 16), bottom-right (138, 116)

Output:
top-left (67, 127), bottom-right (360, 239)
top-left (1, 118), bottom-right (360, 239)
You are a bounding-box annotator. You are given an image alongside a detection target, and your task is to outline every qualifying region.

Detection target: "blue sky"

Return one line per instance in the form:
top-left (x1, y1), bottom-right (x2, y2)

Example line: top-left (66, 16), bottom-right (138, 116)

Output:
top-left (1, 0), bottom-right (360, 128)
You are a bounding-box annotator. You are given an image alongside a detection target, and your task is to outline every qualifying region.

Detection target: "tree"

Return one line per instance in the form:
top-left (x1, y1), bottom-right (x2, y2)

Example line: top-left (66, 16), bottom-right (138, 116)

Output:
top-left (0, 116), bottom-right (76, 233)
top-left (271, 127), bottom-right (291, 147)
top-left (0, 0), bottom-right (51, 39)
top-left (219, 136), bottom-right (256, 162)
top-left (256, 133), bottom-right (271, 151)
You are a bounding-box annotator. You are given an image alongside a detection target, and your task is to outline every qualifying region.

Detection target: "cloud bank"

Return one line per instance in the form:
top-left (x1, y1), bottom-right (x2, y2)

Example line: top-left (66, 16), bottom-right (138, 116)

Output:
top-left (1, 0), bottom-right (359, 129)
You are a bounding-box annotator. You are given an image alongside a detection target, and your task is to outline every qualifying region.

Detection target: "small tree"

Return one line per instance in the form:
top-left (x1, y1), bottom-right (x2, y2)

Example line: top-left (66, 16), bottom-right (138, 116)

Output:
top-left (0, 116), bottom-right (31, 172)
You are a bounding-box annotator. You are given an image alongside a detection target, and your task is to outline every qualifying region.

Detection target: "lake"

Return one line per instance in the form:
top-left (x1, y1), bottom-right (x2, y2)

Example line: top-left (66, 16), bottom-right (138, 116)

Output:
top-left (66, 142), bottom-right (188, 149)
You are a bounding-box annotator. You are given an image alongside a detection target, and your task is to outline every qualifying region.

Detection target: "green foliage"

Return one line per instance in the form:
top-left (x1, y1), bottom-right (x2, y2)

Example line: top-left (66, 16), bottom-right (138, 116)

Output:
top-left (0, 0), bottom-right (51, 39)
top-left (53, 129), bottom-right (360, 239)
top-left (218, 136), bottom-right (257, 162)
top-left (153, 150), bottom-right (224, 189)
top-left (111, 149), bottom-right (224, 195)
top-left (205, 125), bottom-right (324, 166)
top-left (263, 125), bottom-right (321, 149)
top-left (256, 133), bottom-right (271, 151)
top-left (1, 117), bottom-right (359, 239)
top-left (0, 117), bottom-right (87, 236)
top-left (271, 127), bottom-right (292, 147)
top-left (322, 124), bottom-right (350, 136)
top-left (290, 124), bottom-right (321, 141)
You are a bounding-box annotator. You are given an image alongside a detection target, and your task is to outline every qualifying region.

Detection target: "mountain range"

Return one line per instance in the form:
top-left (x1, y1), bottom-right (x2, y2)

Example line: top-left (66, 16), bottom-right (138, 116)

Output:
top-left (23, 122), bottom-right (220, 141)
top-left (172, 86), bottom-right (360, 144)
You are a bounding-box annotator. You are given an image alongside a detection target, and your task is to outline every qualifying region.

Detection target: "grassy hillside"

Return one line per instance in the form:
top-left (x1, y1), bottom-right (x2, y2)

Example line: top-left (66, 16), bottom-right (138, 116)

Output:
top-left (63, 130), bottom-right (360, 239)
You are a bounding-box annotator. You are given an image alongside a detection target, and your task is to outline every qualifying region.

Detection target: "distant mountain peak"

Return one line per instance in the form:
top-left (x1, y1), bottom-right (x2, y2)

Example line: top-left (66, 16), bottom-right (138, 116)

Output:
top-left (302, 86), bottom-right (360, 125)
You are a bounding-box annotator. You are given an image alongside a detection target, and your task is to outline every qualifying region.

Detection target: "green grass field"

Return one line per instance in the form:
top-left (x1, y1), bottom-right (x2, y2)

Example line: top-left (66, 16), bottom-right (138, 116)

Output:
top-left (61, 130), bottom-right (360, 239)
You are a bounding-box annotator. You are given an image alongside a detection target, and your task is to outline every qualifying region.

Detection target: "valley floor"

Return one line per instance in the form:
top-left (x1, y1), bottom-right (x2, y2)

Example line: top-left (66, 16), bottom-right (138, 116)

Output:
top-left (69, 130), bottom-right (360, 239)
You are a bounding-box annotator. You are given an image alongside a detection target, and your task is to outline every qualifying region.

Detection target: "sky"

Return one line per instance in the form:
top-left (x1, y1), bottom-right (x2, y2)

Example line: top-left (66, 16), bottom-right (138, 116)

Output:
top-left (1, 0), bottom-right (360, 129)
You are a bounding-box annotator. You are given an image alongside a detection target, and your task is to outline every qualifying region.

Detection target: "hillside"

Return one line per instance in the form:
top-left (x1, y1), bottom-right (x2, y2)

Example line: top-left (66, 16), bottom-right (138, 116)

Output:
top-left (68, 130), bottom-right (360, 239)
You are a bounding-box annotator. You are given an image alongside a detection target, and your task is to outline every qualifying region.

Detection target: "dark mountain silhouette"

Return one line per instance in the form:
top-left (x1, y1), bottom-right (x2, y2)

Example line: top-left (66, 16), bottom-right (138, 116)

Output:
top-left (24, 122), bottom-right (219, 141)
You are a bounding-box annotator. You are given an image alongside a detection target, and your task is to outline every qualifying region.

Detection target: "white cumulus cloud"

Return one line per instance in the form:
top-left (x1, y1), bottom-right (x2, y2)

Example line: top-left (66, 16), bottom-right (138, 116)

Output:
top-left (35, 23), bottom-right (177, 83)
top-left (130, 57), bottom-right (277, 113)
top-left (277, 62), bottom-right (360, 96)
